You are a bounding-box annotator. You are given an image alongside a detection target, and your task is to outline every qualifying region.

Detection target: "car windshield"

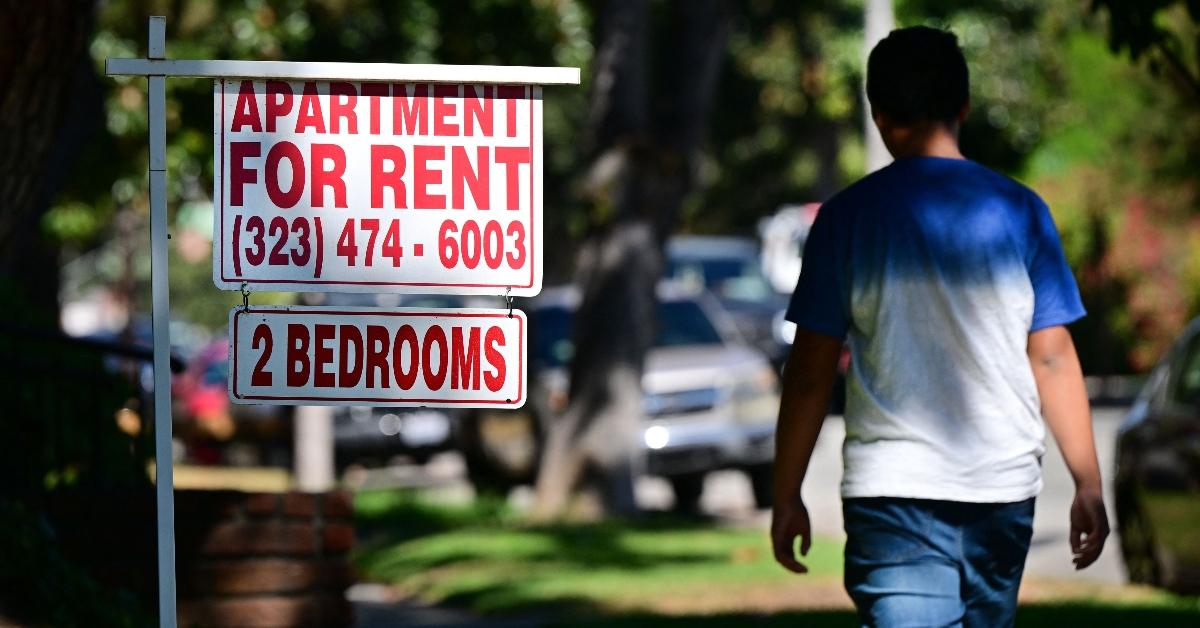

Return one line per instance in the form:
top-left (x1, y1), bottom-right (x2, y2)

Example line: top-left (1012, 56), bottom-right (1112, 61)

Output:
top-left (533, 299), bottom-right (724, 368)
top-left (666, 256), bottom-right (774, 302)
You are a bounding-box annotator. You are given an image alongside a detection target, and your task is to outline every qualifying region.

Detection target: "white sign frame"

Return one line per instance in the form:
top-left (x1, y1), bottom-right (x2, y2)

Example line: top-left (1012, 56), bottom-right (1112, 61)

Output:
top-left (211, 80), bottom-right (545, 296)
top-left (228, 305), bottom-right (527, 408)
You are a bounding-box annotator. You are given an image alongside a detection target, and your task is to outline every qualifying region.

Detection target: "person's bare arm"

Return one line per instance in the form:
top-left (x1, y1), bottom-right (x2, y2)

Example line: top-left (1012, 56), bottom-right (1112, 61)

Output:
top-left (1028, 325), bottom-right (1109, 569)
top-left (771, 329), bottom-right (843, 573)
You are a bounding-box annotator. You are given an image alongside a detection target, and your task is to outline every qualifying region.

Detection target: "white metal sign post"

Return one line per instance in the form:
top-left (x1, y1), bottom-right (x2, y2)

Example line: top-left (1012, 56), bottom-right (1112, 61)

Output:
top-left (105, 16), bottom-right (578, 627)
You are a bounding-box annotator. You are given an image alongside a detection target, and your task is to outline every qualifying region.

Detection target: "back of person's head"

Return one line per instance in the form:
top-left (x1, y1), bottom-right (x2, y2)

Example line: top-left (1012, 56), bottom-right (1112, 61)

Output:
top-left (867, 26), bottom-right (969, 126)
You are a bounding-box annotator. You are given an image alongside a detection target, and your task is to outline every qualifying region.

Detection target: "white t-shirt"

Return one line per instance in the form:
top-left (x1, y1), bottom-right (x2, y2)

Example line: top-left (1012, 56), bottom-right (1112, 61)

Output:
top-left (785, 157), bottom-right (1085, 503)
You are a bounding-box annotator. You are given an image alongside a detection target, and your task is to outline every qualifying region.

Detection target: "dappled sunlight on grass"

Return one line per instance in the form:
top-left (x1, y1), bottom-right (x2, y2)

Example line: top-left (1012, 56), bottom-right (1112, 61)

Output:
top-left (352, 489), bottom-right (1200, 623)
top-left (353, 489), bottom-right (845, 614)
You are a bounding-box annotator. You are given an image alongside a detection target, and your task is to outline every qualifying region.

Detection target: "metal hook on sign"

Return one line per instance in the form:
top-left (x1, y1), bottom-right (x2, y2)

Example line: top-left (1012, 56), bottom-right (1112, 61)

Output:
top-left (241, 282), bottom-right (251, 311)
top-left (504, 287), bottom-right (513, 318)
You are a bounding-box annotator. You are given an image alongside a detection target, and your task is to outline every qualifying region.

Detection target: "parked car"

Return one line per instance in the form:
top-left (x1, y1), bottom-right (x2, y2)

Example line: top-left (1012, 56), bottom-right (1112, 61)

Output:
top-left (1115, 319), bottom-right (1200, 593)
top-left (665, 236), bottom-right (791, 368)
top-left (457, 283), bottom-right (781, 511)
top-left (174, 340), bottom-right (289, 466)
top-left (666, 234), bottom-right (848, 412)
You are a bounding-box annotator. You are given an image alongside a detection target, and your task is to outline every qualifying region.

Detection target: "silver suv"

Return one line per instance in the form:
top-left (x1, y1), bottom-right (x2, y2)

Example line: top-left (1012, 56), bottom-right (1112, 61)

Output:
top-left (456, 283), bottom-right (780, 511)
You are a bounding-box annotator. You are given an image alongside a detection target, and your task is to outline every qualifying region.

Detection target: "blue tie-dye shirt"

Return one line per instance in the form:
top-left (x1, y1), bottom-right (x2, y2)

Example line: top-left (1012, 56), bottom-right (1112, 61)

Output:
top-left (786, 156), bottom-right (1085, 503)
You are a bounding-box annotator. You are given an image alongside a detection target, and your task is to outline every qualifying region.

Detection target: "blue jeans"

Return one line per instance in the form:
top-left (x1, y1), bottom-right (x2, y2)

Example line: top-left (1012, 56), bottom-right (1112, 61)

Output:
top-left (843, 497), bottom-right (1035, 628)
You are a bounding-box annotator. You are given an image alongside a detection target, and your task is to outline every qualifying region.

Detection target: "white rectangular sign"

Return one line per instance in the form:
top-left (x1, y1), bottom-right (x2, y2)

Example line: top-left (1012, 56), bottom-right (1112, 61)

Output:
top-left (213, 79), bottom-right (542, 295)
top-left (229, 306), bottom-right (526, 408)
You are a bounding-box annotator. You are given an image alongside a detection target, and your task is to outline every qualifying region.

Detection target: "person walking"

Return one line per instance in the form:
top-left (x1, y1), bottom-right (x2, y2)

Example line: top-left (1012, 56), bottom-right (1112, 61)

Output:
top-left (770, 26), bottom-right (1109, 627)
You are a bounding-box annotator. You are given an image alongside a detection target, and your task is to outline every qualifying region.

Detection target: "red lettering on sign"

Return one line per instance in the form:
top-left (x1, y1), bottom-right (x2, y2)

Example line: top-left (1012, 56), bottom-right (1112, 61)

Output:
top-left (495, 147), bottom-right (531, 210)
top-left (265, 81), bottom-right (293, 133)
top-left (238, 315), bottom-right (517, 402)
top-left (314, 323), bottom-right (335, 388)
top-left (338, 324), bottom-right (363, 387)
top-left (451, 146), bottom-right (489, 210)
top-left (422, 326), bottom-right (448, 390)
top-left (464, 85), bottom-right (493, 137)
top-left (370, 145), bottom-right (407, 209)
top-left (295, 82), bottom-right (326, 133)
top-left (362, 83), bottom-right (389, 134)
top-left (433, 85), bottom-right (459, 137)
top-left (498, 86), bottom-right (524, 138)
top-left (393, 324), bottom-right (419, 390)
top-left (230, 141), bottom-right (260, 206)
top-left (451, 327), bottom-right (481, 390)
top-left (265, 141), bottom-right (306, 208)
top-left (484, 325), bottom-right (506, 392)
top-left (251, 324), bottom-right (273, 386)
top-left (393, 84), bottom-right (429, 135)
top-left (287, 324), bottom-right (310, 387)
top-left (366, 325), bottom-right (390, 388)
top-left (311, 143), bottom-right (347, 208)
top-left (414, 145), bottom-right (446, 209)
top-left (231, 80), bottom-right (262, 132)
top-left (328, 82), bottom-right (358, 134)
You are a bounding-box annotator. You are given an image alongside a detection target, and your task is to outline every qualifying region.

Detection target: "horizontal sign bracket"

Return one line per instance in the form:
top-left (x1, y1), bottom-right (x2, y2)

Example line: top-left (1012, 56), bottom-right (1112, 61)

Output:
top-left (105, 58), bottom-right (580, 85)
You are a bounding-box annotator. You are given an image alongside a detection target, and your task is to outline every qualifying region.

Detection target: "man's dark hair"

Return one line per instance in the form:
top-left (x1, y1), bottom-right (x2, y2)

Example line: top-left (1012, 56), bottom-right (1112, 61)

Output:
top-left (866, 26), bottom-right (969, 125)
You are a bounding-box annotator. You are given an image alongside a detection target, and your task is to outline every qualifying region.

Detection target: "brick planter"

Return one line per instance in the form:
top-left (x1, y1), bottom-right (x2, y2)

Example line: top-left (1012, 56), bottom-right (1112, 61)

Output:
top-left (45, 488), bottom-right (356, 628)
top-left (175, 490), bottom-right (356, 628)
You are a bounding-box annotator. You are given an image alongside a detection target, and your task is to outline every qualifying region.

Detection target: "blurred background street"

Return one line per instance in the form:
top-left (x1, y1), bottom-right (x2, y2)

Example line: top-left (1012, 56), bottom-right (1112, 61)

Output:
top-left (4, 0), bottom-right (1200, 626)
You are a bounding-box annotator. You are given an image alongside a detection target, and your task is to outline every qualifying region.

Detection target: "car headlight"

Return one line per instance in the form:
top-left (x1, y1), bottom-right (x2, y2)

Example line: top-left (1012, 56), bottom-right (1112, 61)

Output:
top-left (732, 365), bottom-right (780, 424)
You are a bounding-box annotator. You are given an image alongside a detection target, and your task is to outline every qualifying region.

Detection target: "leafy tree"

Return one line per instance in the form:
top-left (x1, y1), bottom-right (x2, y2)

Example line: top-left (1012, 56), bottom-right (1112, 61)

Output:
top-left (533, 0), bottom-right (731, 517)
top-left (1092, 0), bottom-right (1200, 100)
top-left (0, 1), bottom-right (94, 318)
top-left (56, 0), bottom-right (592, 331)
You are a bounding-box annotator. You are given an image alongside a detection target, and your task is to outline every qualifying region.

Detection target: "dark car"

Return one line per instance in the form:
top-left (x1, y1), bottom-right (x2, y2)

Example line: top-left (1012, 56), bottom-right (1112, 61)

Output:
top-left (1114, 319), bottom-right (1200, 593)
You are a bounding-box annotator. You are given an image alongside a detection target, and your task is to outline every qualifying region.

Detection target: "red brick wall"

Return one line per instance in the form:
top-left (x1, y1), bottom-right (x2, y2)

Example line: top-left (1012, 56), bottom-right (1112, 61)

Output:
top-left (46, 489), bottom-right (356, 628)
top-left (175, 491), bottom-right (356, 628)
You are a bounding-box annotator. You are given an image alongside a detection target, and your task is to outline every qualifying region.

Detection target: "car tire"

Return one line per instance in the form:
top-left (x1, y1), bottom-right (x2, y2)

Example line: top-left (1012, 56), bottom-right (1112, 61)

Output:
top-left (745, 463), bottom-right (773, 509)
top-left (1116, 486), bottom-right (1161, 586)
top-left (669, 472), bottom-right (706, 513)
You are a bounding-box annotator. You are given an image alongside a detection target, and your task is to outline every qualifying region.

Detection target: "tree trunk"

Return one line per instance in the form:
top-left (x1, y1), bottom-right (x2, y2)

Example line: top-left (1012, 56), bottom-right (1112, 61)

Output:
top-left (0, 1), bottom-right (95, 319)
top-left (533, 0), bottom-right (729, 518)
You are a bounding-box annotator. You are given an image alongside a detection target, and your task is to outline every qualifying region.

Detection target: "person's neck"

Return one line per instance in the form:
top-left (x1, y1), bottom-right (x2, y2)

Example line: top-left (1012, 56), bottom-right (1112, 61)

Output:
top-left (886, 124), bottom-right (965, 160)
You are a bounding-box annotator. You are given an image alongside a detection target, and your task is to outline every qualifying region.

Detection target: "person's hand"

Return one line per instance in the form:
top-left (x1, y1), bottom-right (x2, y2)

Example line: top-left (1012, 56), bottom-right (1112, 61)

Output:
top-left (771, 494), bottom-right (811, 573)
top-left (1069, 486), bottom-right (1109, 570)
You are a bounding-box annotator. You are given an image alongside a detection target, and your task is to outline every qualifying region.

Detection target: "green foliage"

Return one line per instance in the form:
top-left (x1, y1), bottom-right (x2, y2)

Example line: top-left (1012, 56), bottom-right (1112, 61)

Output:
top-left (904, 0), bottom-right (1053, 171)
top-left (0, 502), bottom-right (151, 627)
top-left (48, 0), bottom-right (1200, 369)
top-left (1022, 3), bottom-right (1200, 370)
top-left (693, 0), bottom-right (865, 233)
top-left (1092, 0), bottom-right (1200, 98)
top-left (0, 283), bottom-right (149, 496)
top-left (56, 0), bottom-right (592, 329)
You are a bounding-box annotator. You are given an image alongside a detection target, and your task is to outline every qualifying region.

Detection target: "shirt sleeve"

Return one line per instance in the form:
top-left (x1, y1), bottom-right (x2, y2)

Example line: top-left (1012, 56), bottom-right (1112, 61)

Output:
top-left (784, 204), bottom-right (850, 339)
top-left (1026, 195), bottom-right (1086, 331)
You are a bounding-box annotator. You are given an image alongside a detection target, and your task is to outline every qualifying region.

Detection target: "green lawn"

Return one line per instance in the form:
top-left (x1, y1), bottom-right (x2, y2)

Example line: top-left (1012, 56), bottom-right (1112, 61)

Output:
top-left (353, 490), bottom-right (1200, 626)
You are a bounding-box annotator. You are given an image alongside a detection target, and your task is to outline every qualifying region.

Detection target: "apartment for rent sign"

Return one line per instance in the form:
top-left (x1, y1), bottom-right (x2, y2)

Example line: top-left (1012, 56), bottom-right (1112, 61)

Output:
top-left (213, 79), bottom-right (542, 295)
